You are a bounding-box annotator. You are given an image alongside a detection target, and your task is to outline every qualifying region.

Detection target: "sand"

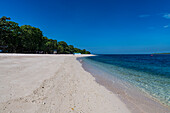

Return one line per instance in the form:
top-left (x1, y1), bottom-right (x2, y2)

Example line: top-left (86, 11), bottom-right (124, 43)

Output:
top-left (0, 54), bottom-right (131, 113)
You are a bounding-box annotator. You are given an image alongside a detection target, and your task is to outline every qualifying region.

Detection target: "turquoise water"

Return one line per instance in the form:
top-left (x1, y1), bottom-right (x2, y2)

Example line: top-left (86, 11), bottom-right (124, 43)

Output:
top-left (82, 54), bottom-right (170, 106)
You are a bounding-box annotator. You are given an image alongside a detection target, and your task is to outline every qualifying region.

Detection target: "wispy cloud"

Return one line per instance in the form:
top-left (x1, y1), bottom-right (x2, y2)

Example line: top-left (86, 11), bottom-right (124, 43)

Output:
top-left (163, 13), bottom-right (170, 19)
top-left (163, 25), bottom-right (169, 28)
top-left (139, 14), bottom-right (150, 18)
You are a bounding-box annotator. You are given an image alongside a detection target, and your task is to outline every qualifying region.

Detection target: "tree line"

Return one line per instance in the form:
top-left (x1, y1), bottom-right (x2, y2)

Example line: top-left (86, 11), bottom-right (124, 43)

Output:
top-left (0, 16), bottom-right (90, 54)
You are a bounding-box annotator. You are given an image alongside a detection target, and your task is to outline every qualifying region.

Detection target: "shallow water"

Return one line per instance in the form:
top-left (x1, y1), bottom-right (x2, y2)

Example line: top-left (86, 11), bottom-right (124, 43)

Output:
top-left (78, 54), bottom-right (170, 113)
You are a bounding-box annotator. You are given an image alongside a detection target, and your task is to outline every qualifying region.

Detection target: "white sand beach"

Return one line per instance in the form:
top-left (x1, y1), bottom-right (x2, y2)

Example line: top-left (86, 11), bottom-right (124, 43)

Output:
top-left (0, 54), bottom-right (131, 113)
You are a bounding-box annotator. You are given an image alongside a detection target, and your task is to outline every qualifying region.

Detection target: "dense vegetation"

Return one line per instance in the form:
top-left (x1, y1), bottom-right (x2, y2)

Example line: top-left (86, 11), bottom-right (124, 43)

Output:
top-left (0, 16), bottom-right (90, 54)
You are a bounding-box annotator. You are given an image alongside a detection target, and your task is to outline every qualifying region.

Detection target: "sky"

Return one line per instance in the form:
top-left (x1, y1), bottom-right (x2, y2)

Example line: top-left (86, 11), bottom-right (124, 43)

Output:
top-left (1, 0), bottom-right (170, 54)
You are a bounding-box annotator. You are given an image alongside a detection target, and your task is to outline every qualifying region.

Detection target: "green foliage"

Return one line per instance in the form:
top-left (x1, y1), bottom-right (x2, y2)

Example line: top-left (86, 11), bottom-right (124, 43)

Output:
top-left (57, 41), bottom-right (68, 54)
top-left (74, 48), bottom-right (81, 53)
top-left (20, 25), bottom-right (43, 52)
top-left (0, 16), bottom-right (21, 52)
top-left (74, 48), bottom-right (91, 54)
top-left (0, 16), bottom-right (91, 54)
top-left (68, 45), bottom-right (74, 54)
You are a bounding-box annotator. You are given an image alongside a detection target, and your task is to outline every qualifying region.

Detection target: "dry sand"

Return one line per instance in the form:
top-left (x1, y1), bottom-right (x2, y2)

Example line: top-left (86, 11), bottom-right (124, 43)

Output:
top-left (0, 54), bottom-right (131, 113)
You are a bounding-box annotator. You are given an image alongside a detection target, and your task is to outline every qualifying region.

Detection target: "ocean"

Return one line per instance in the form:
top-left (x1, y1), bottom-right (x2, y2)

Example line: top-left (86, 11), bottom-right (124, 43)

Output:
top-left (79, 54), bottom-right (170, 112)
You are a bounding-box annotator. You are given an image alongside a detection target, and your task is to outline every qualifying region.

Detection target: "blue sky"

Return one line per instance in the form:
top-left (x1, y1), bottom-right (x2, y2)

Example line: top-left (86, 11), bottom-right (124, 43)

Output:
top-left (1, 0), bottom-right (170, 54)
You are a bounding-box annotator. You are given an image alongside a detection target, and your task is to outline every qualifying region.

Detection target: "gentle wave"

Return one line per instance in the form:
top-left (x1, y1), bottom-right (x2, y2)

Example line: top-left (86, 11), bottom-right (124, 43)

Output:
top-left (82, 54), bottom-right (170, 106)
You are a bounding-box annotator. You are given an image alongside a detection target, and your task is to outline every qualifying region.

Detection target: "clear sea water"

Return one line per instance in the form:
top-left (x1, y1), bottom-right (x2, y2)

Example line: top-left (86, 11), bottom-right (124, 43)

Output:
top-left (82, 54), bottom-right (170, 106)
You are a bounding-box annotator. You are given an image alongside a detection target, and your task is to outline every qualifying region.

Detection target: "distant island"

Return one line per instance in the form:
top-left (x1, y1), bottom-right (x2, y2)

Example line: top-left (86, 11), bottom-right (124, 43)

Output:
top-left (0, 16), bottom-right (90, 54)
top-left (153, 53), bottom-right (170, 54)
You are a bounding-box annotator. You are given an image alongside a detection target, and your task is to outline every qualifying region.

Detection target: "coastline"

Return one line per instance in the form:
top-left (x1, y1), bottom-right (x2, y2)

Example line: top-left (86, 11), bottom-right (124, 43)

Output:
top-left (79, 56), bottom-right (170, 113)
top-left (0, 54), bottom-right (130, 113)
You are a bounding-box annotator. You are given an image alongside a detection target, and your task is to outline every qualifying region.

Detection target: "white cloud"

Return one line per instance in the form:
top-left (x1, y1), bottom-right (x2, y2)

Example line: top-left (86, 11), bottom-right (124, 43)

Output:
top-left (163, 25), bottom-right (169, 28)
top-left (139, 14), bottom-right (150, 18)
top-left (163, 14), bottom-right (170, 19)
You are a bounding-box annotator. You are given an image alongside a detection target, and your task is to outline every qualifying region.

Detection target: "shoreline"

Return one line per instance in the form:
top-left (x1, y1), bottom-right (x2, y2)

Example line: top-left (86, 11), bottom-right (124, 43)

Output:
top-left (0, 54), bottom-right (130, 113)
top-left (79, 56), bottom-right (170, 113)
top-left (0, 53), bottom-right (96, 56)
